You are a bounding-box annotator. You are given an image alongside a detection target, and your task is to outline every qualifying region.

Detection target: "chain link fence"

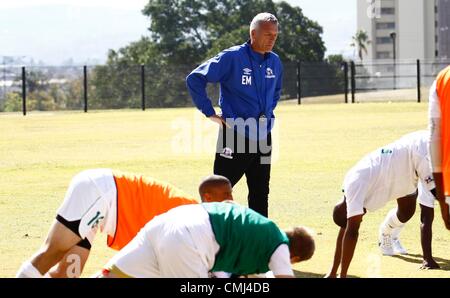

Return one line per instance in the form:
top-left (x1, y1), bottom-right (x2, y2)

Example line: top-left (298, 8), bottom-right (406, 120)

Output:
top-left (1, 59), bottom-right (449, 114)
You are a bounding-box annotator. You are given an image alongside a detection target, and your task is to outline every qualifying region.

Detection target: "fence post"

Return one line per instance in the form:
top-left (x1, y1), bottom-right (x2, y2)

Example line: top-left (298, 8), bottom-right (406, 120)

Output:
top-left (141, 64), bottom-right (146, 111)
top-left (297, 61), bottom-right (302, 105)
top-left (343, 62), bottom-right (349, 104)
top-left (22, 66), bottom-right (26, 116)
top-left (83, 65), bottom-right (88, 113)
top-left (417, 59), bottom-right (421, 103)
top-left (350, 61), bottom-right (356, 104)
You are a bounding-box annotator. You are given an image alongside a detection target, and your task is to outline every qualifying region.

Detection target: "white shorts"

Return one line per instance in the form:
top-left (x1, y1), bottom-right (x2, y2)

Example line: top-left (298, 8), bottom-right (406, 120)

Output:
top-left (106, 204), bottom-right (219, 278)
top-left (57, 169), bottom-right (117, 245)
top-left (343, 165), bottom-right (372, 218)
top-left (418, 181), bottom-right (435, 208)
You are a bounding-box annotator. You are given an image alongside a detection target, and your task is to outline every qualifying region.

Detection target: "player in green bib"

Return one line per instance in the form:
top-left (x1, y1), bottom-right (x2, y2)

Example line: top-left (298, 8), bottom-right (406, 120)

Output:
top-left (99, 202), bottom-right (315, 278)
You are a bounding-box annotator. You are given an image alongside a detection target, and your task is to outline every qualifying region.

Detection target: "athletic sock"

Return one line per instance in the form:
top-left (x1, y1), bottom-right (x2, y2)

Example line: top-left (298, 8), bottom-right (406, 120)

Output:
top-left (16, 261), bottom-right (44, 278)
top-left (380, 208), bottom-right (405, 236)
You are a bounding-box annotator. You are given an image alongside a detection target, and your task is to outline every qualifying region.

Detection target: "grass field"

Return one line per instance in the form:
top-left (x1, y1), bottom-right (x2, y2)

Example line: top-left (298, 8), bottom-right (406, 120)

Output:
top-left (1, 101), bottom-right (449, 278)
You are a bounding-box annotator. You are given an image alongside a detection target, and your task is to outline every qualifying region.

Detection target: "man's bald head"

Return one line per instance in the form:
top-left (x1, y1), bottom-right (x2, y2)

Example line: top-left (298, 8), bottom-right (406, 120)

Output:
top-left (199, 175), bottom-right (233, 203)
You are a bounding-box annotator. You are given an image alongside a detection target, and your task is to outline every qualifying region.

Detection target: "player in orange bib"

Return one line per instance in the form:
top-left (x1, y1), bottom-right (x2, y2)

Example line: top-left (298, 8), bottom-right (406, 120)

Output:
top-left (428, 65), bottom-right (450, 230)
top-left (16, 169), bottom-right (233, 278)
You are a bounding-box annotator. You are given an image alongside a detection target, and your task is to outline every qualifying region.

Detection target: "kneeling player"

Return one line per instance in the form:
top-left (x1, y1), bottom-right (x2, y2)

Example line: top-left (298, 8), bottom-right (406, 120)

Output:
top-left (98, 203), bottom-right (316, 278)
top-left (16, 169), bottom-right (233, 278)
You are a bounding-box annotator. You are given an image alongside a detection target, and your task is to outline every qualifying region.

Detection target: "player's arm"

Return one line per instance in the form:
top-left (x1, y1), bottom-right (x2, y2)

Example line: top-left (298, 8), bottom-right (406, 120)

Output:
top-left (268, 244), bottom-right (295, 278)
top-left (427, 83), bottom-right (449, 229)
top-left (325, 227), bottom-right (345, 278)
top-left (430, 121), bottom-right (444, 202)
top-left (434, 185), bottom-right (450, 230)
top-left (340, 215), bottom-right (363, 278)
top-left (428, 80), bottom-right (444, 199)
top-left (271, 63), bottom-right (283, 111)
top-left (186, 51), bottom-right (232, 119)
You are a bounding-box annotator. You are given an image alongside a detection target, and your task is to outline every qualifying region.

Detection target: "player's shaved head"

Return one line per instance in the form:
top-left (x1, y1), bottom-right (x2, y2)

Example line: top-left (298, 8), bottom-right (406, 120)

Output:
top-left (285, 226), bottom-right (315, 263)
top-left (199, 175), bottom-right (233, 203)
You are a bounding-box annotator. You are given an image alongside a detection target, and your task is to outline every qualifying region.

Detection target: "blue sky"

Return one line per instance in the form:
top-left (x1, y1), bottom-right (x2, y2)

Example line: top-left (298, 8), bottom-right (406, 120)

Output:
top-left (0, 0), bottom-right (356, 65)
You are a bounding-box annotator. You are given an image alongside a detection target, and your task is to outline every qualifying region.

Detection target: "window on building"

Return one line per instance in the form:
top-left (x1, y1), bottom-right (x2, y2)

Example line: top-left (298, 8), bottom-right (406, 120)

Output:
top-left (376, 22), bottom-right (396, 29)
top-left (381, 7), bottom-right (395, 15)
top-left (376, 37), bottom-right (393, 44)
top-left (376, 51), bottom-right (391, 59)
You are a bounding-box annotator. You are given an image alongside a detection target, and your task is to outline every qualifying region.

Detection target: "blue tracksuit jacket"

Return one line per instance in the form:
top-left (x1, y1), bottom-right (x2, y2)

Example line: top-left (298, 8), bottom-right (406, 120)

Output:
top-left (186, 41), bottom-right (283, 140)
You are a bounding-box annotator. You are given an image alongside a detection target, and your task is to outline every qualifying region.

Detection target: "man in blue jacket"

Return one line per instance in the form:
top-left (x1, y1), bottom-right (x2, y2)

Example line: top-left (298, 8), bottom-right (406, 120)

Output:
top-left (186, 12), bottom-right (283, 217)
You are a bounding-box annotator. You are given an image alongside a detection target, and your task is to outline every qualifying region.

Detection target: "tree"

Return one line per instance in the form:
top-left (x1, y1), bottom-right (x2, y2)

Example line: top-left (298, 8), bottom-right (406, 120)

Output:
top-left (206, 26), bottom-right (249, 58)
top-left (351, 29), bottom-right (371, 61)
top-left (142, 0), bottom-right (325, 64)
top-left (89, 0), bottom-right (327, 108)
top-left (4, 92), bottom-right (22, 112)
top-left (90, 37), bottom-right (178, 108)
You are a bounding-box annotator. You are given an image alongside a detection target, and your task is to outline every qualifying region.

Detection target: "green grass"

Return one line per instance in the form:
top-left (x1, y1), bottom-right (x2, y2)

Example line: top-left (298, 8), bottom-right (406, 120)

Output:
top-left (1, 102), bottom-right (449, 278)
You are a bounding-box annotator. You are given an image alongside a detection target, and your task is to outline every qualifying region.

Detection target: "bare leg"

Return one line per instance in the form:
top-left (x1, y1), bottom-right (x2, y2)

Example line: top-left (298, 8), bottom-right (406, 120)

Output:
top-left (48, 244), bottom-right (90, 278)
top-left (396, 194), bottom-right (417, 223)
top-left (29, 220), bottom-right (82, 276)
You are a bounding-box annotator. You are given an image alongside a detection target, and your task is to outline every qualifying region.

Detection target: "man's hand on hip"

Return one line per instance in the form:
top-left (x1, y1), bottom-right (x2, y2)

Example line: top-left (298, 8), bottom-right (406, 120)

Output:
top-left (209, 114), bottom-right (231, 128)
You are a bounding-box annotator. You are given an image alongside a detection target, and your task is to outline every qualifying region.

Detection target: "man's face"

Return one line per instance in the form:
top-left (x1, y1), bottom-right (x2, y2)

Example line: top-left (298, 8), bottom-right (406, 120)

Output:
top-left (251, 22), bottom-right (279, 53)
top-left (203, 183), bottom-right (233, 203)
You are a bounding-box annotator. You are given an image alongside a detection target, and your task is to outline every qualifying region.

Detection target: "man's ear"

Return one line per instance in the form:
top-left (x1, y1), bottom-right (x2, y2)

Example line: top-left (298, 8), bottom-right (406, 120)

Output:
top-left (290, 256), bottom-right (301, 264)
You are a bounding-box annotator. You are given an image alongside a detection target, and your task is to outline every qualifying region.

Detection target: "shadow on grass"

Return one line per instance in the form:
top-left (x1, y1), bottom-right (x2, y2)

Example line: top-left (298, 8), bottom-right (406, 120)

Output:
top-left (390, 254), bottom-right (450, 271)
top-left (293, 270), bottom-right (360, 278)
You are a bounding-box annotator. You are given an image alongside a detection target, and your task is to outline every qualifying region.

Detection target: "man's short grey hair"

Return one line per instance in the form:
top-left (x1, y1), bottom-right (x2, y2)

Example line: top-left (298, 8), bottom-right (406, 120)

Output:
top-left (250, 12), bottom-right (279, 33)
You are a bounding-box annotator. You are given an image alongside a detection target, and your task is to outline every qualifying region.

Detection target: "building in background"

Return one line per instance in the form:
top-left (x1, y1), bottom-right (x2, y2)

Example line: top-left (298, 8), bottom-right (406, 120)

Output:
top-left (437, 0), bottom-right (450, 59)
top-left (357, 0), bottom-right (450, 62)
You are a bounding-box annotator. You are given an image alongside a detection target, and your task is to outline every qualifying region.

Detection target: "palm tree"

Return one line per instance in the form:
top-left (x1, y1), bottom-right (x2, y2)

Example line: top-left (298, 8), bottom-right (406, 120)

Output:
top-left (351, 30), bottom-right (371, 61)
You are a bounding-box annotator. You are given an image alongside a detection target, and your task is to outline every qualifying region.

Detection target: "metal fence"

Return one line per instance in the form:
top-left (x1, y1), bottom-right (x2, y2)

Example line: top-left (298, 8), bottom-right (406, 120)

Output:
top-left (0, 59), bottom-right (449, 115)
top-left (352, 60), bottom-right (449, 103)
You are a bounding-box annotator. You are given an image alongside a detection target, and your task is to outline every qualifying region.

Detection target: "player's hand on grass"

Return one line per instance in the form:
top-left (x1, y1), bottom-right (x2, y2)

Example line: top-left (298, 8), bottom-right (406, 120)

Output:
top-left (323, 272), bottom-right (337, 278)
top-left (209, 114), bottom-right (230, 128)
top-left (420, 259), bottom-right (440, 270)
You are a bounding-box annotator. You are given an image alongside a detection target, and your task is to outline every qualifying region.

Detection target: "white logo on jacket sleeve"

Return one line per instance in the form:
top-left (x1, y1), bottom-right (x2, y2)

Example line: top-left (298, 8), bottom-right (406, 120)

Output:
top-left (242, 68), bottom-right (252, 85)
top-left (265, 67), bottom-right (276, 79)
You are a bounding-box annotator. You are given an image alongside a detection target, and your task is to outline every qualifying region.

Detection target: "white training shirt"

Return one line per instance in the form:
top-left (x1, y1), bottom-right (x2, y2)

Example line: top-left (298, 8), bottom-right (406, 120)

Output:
top-left (179, 205), bottom-right (293, 276)
top-left (429, 80), bottom-right (441, 119)
top-left (343, 131), bottom-right (435, 218)
top-left (109, 204), bottom-right (293, 277)
top-left (428, 80), bottom-right (443, 172)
